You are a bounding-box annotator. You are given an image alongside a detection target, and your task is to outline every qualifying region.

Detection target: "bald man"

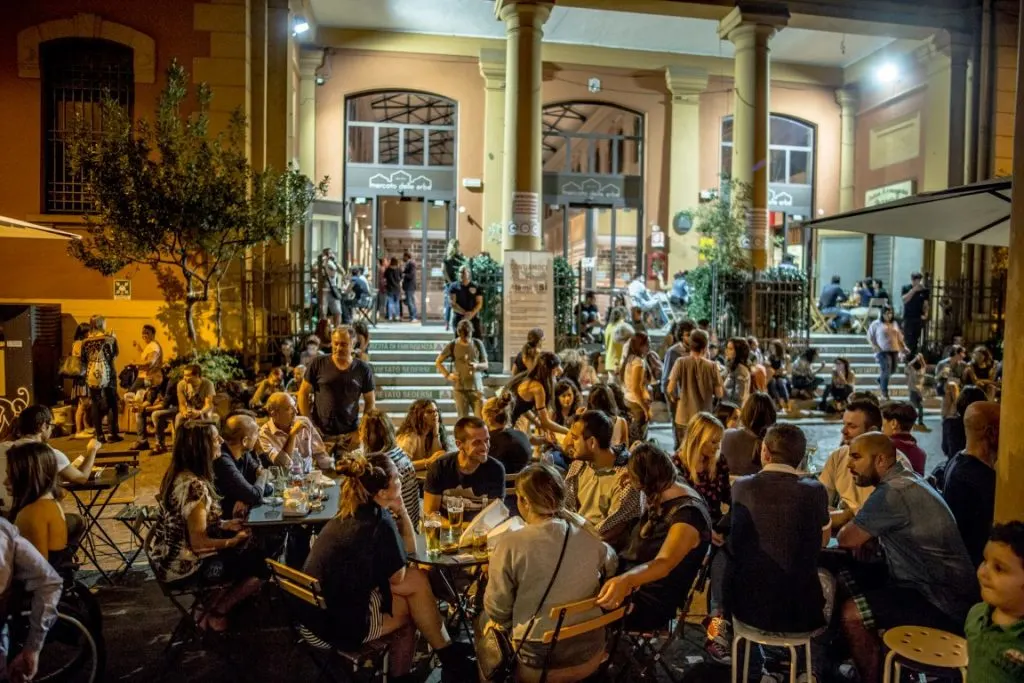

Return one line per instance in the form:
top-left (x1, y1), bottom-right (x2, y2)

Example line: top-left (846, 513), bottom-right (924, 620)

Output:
top-left (943, 401), bottom-right (1001, 567)
top-left (257, 392), bottom-right (331, 472)
top-left (213, 411), bottom-right (272, 519)
top-left (837, 432), bottom-right (977, 683)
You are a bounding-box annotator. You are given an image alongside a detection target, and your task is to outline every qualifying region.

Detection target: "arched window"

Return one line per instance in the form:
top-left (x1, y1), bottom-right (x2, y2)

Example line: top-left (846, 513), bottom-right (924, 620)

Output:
top-left (720, 114), bottom-right (814, 186)
top-left (41, 38), bottom-right (134, 214)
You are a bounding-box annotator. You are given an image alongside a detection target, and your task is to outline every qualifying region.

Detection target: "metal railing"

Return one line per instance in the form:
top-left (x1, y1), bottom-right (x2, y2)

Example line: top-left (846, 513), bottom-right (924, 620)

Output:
top-left (710, 266), bottom-right (810, 348)
top-left (924, 275), bottom-right (1007, 359)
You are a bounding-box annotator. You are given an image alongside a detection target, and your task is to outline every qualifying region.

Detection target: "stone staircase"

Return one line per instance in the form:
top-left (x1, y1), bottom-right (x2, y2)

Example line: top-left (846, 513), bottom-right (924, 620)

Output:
top-left (369, 324), bottom-right (507, 427)
top-left (798, 332), bottom-right (940, 412)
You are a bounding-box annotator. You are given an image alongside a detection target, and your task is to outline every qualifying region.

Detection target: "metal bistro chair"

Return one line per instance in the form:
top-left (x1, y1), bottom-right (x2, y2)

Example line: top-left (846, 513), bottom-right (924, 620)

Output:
top-left (614, 543), bottom-right (713, 682)
top-left (266, 559), bottom-right (392, 683)
top-left (355, 290), bottom-right (378, 328)
top-left (526, 596), bottom-right (630, 683)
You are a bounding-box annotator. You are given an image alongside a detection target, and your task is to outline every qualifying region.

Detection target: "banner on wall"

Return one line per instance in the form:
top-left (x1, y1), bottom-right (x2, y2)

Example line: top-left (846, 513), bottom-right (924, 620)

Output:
top-left (502, 251), bottom-right (555, 374)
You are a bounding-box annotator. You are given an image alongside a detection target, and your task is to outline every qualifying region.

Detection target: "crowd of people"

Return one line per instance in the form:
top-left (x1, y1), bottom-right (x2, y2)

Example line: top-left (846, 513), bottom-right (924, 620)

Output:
top-left (0, 291), bottom-right (1018, 683)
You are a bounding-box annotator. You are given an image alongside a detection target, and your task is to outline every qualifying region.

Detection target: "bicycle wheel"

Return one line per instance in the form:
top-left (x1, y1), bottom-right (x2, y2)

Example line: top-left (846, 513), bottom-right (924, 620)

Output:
top-left (15, 612), bottom-right (101, 683)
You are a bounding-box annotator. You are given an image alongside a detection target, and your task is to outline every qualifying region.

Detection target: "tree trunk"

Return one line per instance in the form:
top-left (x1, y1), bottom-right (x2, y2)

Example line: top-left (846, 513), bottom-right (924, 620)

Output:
top-left (184, 297), bottom-right (198, 350)
top-left (214, 279), bottom-right (223, 347)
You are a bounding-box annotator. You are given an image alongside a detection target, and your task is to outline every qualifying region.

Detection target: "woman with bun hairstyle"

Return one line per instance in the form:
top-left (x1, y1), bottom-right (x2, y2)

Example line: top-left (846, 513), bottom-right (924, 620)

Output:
top-left (481, 394), bottom-right (533, 475)
top-left (303, 454), bottom-right (475, 681)
top-left (512, 327), bottom-right (545, 375)
top-left (506, 351), bottom-right (569, 437)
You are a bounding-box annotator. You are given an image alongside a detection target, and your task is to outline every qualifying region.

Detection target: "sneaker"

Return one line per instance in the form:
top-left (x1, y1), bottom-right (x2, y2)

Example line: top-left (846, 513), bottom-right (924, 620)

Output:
top-left (129, 439), bottom-right (150, 451)
top-left (703, 616), bottom-right (732, 664)
top-left (74, 430), bottom-right (94, 440)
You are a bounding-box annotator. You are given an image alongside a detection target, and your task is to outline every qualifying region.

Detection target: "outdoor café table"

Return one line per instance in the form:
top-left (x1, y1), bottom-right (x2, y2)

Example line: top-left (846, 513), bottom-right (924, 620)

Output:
top-left (245, 479), bottom-right (340, 528)
top-left (63, 466), bottom-right (141, 584)
top-left (408, 531), bottom-right (489, 639)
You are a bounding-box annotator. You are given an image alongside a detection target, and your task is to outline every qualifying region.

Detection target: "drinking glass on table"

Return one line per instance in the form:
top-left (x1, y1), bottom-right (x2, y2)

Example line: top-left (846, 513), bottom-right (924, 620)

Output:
top-left (423, 513), bottom-right (443, 555)
top-left (471, 529), bottom-right (488, 557)
top-left (445, 497), bottom-right (465, 531)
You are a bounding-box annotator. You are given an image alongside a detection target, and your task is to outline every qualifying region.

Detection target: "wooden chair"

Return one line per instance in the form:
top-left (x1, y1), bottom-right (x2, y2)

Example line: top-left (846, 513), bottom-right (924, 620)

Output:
top-left (522, 596), bottom-right (629, 683)
top-left (810, 306), bottom-right (837, 334)
top-left (265, 559), bottom-right (392, 682)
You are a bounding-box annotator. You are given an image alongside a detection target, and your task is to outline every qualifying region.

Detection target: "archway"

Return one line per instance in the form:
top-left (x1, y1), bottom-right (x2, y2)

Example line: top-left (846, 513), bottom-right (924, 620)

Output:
top-left (337, 90), bottom-right (458, 321)
top-left (542, 101), bottom-right (645, 298)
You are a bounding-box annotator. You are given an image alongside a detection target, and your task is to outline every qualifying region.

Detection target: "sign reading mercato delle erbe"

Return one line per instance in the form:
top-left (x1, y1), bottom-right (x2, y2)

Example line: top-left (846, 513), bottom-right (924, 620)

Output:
top-left (865, 180), bottom-right (915, 208)
top-left (502, 251), bottom-right (555, 374)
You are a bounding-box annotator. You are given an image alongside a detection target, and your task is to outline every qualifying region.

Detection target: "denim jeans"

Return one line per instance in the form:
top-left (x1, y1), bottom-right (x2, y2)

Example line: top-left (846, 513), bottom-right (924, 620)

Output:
top-left (876, 351), bottom-right (899, 397)
top-left (403, 289), bottom-right (418, 320)
top-left (820, 306), bottom-right (852, 330)
top-left (442, 282), bottom-right (454, 327)
top-left (385, 292), bottom-right (400, 320)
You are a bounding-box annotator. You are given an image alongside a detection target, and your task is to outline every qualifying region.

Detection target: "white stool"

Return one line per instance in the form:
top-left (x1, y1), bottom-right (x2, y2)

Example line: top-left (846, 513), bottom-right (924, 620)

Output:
top-left (881, 626), bottom-right (967, 683)
top-left (731, 618), bottom-right (819, 683)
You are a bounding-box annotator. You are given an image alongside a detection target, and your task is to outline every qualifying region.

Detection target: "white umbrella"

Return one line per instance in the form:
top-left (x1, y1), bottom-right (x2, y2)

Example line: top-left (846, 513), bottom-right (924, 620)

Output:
top-left (799, 177), bottom-right (1011, 247)
top-left (0, 215), bottom-right (81, 240)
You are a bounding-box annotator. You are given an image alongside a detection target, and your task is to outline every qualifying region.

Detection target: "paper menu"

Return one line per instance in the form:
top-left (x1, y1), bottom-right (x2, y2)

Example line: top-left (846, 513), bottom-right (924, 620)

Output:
top-left (458, 498), bottom-right (510, 546)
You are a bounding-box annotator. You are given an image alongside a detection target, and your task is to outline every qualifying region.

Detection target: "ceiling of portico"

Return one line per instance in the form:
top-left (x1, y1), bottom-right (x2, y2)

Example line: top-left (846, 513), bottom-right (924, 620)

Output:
top-left (307, 0), bottom-right (899, 67)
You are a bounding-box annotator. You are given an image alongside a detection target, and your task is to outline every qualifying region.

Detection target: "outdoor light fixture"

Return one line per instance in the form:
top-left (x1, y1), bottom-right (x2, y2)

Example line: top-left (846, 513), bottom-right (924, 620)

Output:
top-left (876, 62), bottom-right (899, 84)
top-left (315, 75), bottom-right (326, 86)
top-left (293, 17), bottom-right (310, 35)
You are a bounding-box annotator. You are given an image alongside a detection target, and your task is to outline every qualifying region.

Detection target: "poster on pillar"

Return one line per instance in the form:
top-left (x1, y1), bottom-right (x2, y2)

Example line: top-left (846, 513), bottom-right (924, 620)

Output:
top-left (510, 192), bottom-right (541, 239)
top-left (502, 251), bottom-right (555, 374)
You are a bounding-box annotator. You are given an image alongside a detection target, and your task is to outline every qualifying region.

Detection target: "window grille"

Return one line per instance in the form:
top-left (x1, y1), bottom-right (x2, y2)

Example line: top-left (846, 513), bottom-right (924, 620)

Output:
top-left (41, 38), bottom-right (134, 214)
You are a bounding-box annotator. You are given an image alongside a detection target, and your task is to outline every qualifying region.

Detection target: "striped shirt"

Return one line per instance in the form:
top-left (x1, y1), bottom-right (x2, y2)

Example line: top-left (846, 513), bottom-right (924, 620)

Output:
top-left (384, 446), bottom-right (421, 526)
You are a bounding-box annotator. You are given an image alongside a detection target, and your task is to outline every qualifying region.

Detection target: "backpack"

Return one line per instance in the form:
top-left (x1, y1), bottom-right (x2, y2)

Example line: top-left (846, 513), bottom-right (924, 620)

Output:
top-left (86, 353), bottom-right (110, 389)
top-left (444, 338), bottom-right (487, 376)
top-left (119, 365), bottom-right (139, 390)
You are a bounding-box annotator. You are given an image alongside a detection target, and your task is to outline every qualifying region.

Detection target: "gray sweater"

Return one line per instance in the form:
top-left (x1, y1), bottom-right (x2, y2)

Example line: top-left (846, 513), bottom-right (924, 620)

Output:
top-left (484, 517), bottom-right (616, 647)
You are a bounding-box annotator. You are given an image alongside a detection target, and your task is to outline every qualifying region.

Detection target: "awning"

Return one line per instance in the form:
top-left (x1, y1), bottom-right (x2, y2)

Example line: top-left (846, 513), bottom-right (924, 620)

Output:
top-left (0, 215), bottom-right (80, 240)
top-left (799, 177), bottom-right (1011, 247)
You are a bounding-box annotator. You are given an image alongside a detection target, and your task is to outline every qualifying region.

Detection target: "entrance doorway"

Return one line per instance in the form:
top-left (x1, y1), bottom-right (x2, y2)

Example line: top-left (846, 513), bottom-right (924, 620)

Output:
top-left (342, 90), bottom-right (458, 322)
top-left (541, 102), bottom-right (645, 309)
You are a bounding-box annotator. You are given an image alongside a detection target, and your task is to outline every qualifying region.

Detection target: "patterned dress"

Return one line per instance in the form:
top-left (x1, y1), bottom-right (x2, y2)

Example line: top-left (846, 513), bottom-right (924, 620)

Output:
top-left (149, 472), bottom-right (220, 583)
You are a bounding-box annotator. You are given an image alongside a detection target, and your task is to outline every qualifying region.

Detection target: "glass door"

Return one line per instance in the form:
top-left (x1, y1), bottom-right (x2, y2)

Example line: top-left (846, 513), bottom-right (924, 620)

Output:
top-left (423, 200), bottom-right (451, 323)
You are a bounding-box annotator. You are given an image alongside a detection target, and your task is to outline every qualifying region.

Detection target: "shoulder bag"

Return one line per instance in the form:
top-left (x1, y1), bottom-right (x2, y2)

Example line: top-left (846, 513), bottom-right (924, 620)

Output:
top-left (479, 523), bottom-right (571, 682)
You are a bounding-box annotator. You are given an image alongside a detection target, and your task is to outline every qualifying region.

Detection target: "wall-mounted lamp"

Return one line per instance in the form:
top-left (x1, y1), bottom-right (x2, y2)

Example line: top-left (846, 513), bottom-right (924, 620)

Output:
top-left (876, 62), bottom-right (899, 84)
top-left (293, 17), bottom-right (310, 36)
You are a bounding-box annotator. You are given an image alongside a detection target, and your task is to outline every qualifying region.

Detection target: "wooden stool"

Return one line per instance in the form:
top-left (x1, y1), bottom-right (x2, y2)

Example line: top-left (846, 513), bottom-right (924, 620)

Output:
top-left (882, 626), bottom-right (968, 683)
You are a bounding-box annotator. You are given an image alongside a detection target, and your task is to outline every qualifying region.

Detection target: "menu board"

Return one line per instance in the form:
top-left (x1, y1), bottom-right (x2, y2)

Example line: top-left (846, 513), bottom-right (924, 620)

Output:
top-left (502, 250), bottom-right (555, 374)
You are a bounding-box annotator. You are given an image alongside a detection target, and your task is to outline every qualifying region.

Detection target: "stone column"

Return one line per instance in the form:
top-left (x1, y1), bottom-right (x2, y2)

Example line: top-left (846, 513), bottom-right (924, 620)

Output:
top-left (479, 49), bottom-right (507, 254)
top-left (719, 4), bottom-right (788, 270)
top-left (298, 49), bottom-right (321, 179)
top-left (994, 0), bottom-right (1024, 524)
top-left (496, 0), bottom-right (553, 252)
top-left (835, 87), bottom-right (858, 213)
top-left (264, 0), bottom-right (291, 172)
top-left (665, 66), bottom-right (708, 274)
top-left (944, 36), bottom-right (972, 281)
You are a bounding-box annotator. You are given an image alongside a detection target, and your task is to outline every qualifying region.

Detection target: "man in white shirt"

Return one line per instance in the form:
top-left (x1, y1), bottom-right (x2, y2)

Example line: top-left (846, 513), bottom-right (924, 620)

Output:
top-left (130, 324), bottom-right (163, 390)
top-left (257, 392), bottom-right (332, 472)
top-left (0, 405), bottom-right (100, 516)
top-left (818, 399), bottom-right (912, 530)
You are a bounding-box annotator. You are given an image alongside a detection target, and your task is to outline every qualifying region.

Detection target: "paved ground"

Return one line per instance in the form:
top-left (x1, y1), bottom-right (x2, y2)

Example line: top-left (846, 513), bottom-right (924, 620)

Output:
top-left (53, 411), bottom-right (947, 682)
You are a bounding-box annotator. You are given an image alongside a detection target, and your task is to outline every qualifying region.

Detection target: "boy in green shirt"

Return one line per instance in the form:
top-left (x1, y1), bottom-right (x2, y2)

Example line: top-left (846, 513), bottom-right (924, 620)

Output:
top-left (966, 521), bottom-right (1024, 681)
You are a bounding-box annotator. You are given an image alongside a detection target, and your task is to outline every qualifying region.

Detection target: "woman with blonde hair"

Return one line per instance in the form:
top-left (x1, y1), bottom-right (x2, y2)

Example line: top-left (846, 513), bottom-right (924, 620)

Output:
top-left (303, 454), bottom-right (474, 681)
top-left (603, 307), bottom-right (632, 383)
top-left (359, 409), bottom-right (420, 525)
top-left (482, 463), bottom-right (616, 682)
top-left (596, 443), bottom-right (711, 631)
top-left (396, 399), bottom-right (453, 471)
top-left (674, 412), bottom-right (730, 528)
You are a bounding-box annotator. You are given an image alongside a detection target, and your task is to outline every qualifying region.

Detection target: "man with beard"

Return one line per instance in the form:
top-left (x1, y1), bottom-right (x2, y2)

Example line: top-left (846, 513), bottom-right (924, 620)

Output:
top-left (817, 400), bottom-right (911, 530)
top-left (298, 326), bottom-right (376, 453)
top-left (423, 416), bottom-right (504, 520)
top-left (837, 432), bottom-right (977, 683)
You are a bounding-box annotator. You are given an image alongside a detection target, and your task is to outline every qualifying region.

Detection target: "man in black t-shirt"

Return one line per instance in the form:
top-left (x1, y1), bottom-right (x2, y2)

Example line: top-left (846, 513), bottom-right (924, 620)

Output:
top-left (298, 326), bottom-right (376, 452)
top-left (449, 265), bottom-right (483, 338)
top-left (725, 424), bottom-right (832, 677)
top-left (943, 401), bottom-right (1000, 567)
top-left (442, 241), bottom-right (464, 330)
top-left (424, 416), bottom-right (505, 517)
top-left (900, 272), bottom-right (930, 355)
top-left (401, 251), bottom-right (418, 322)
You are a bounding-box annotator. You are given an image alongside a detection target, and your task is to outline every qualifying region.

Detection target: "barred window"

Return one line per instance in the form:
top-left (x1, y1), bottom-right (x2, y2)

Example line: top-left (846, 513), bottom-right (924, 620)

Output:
top-left (42, 38), bottom-right (134, 214)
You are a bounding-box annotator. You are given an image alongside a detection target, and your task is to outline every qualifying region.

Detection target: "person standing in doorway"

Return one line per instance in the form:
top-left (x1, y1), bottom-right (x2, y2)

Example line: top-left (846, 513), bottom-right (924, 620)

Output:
top-left (384, 257), bottom-right (402, 322)
top-left (442, 239), bottom-right (464, 331)
top-left (900, 271), bottom-right (930, 356)
top-left (401, 250), bottom-right (418, 322)
top-left (435, 320), bottom-right (489, 418)
top-left (449, 265), bottom-right (483, 338)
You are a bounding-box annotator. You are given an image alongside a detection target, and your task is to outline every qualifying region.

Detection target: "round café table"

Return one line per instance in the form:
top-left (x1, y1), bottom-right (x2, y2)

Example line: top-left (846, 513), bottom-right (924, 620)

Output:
top-left (409, 531), bottom-right (489, 639)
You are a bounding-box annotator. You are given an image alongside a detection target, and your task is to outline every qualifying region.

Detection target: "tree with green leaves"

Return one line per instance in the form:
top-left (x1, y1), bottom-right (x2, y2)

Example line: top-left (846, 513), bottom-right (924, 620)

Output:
top-left (67, 59), bottom-right (327, 349)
